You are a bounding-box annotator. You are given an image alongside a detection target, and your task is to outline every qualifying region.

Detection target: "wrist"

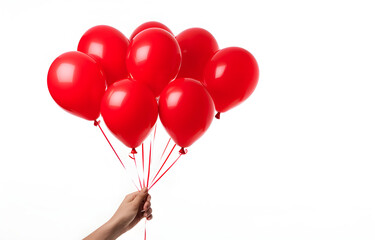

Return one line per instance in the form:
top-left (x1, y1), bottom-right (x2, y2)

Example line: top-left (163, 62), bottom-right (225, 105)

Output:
top-left (101, 218), bottom-right (126, 240)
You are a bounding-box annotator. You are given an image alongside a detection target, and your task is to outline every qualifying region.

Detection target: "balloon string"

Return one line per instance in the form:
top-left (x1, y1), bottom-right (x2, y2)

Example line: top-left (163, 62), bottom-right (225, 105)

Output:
top-left (149, 152), bottom-right (183, 190)
top-left (142, 143), bottom-right (145, 188)
top-left (147, 123), bottom-right (157, 188)
top-left (160, 138), bottom-right (171, 161)
top-left (129, 153), bottom-right (143, 190)
top-left (95, 120), bottom-right (126, 169)
top-left (143, 124), bottom-right (156, 240)
top-left (153, 122), bottom-right (157, 143)
top-left (151, 143), bottom-right (176, 185)
top-left (144, 219), bottom-right (147, 240)
top-left (94, 120), bottom-right (139, 191)
top-left (147, 141), bottom-right (152, 188)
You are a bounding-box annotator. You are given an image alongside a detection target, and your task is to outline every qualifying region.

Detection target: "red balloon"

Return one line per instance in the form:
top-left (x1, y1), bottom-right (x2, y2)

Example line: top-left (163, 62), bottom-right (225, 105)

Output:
top-left (101, 79), bottom-right (158, 150)
top-left (47, 51), bottom-right (106, 121)
top-left (176, 28), bottom-right (219, 81)
top-left (159, 78), bottom-right (214, 150)
top-left (130, 21), bottom-right (173, 40)
top-left (78, 25), bottom-right (130, 86)
top-left (203, 47), bottom-right (259, 117)
top-left (127, 28), bottom-right (182, 97)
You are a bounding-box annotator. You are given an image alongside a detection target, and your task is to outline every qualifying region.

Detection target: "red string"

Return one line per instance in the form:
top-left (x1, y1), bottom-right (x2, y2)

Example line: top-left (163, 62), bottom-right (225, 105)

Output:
top-left (142, 143), bottom-right (145, 188)
top-left (151, 143), bottom-right (176, 185)
top-left (147, 124), bottom-right (157, 188)
top-left (153, 122), bottom-right (157, 143)
top-left (95, 120), bottom-right (125, 169)
top-left (149, 153), bottom-right (183, 190)
top-left (130, 153), bottom-right (143, 190)
top-left (144, 219), bottom-right (147, 240)
top-left (147, 141), bottom-right (152, 188)
top-left (160, 138), bottom-right (171, 161)
top-left (94, 120), bottom-right (140, 191)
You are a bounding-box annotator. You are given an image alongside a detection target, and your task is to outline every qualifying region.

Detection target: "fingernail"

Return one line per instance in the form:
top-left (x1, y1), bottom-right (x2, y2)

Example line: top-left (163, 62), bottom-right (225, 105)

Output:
top-left (142, 187), bottom-right (148, 193)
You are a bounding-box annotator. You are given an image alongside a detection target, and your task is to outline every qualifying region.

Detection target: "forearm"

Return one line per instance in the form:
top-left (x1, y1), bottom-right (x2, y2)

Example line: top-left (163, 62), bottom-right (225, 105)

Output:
top-left (83, 219), bottom-right (124, 240)
top-left (83, 188), bottom-right (151, 239)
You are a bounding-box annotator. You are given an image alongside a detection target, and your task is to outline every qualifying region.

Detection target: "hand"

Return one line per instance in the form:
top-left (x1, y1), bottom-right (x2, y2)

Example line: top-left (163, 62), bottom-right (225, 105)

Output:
top-left (110, 187), bottom-right (153, 233)
top-left (84, 187), bottom-right (152, 240)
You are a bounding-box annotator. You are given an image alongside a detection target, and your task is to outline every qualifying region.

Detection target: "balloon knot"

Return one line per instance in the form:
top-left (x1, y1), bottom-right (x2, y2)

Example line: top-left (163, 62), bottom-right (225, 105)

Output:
top-left (179, 147), bottom-right (186, 155)
top-left (215, 112), bottom-right (221, 119)
top-left (131, 148), bottom-right (137, 154)
top-left (94, 120), bottom-right (100, 126)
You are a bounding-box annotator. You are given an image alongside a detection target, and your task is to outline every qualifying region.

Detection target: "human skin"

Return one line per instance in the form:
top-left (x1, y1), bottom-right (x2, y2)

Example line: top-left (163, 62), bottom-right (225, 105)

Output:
top-left (84, 187), bottom-right (152, 240)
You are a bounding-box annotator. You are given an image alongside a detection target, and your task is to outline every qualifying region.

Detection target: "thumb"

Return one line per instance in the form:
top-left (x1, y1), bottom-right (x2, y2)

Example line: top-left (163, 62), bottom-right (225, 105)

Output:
top-left (132, 187), bottom-right (148, 206)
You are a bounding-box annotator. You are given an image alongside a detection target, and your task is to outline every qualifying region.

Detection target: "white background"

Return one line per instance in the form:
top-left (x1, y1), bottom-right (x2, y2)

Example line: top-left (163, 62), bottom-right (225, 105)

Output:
top-left (0, 0), bottom-right (374, 239)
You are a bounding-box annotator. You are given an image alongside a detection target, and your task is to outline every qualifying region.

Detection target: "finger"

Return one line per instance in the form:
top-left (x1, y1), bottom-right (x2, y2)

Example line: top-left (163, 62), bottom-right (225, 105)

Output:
top-left (147, 195), bottom-right (151, 202)
top-left (143, 201), bottom-right (151, 211)
top-left (141, 202), bottom-right (149, 212)
top-left (141, 204), bottom-right (150, 213)
top-left (143, 208), bottom-right (152, 218)
top-left (132, 187), bottom-right (148, 206)
top-left (125, 191), bottom-right (140, 202)
top-left (147, 214), bottom-right (153, 220)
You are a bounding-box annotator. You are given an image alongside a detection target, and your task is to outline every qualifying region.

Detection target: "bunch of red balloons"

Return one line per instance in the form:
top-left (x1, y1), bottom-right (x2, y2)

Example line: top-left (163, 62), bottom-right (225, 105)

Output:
top-left (47, 22), bottom-right (259, 154)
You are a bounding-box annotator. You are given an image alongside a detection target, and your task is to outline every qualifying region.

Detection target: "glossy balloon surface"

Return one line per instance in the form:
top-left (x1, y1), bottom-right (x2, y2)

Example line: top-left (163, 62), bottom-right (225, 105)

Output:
top-left (101, 79), bottom-right (158, 148)
top-left (159, 78), bottom-right (214, 148)
top-left (204, 47), bottom-right (259, 113)
top-left (78, 25), bottom-right (130, 86)
top-left (47, 51), bottom-right (106, 121)
top-left (176, 28), bottom-right (218, 81)
top-left (127, 28), bottom-right (182, 97)
top-left (130, 21), bottom-right (173, 40)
